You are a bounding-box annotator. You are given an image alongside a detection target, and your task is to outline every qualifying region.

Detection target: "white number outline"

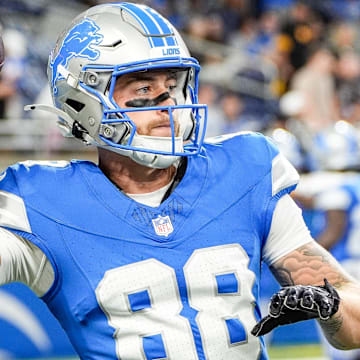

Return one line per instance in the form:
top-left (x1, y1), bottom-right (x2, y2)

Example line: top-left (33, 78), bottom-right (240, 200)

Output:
top-left (184, 244), bottom-right (260, 359)
top-left (96, 244), bottom-right (261, 359)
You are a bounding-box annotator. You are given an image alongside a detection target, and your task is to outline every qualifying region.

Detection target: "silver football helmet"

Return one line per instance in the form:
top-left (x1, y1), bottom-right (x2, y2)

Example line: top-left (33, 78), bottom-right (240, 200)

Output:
top-left (26, 2), bottom-right (207, 168)
top-left (312, 120), bottom-right (360, 171)
top-left (268, 128), bottom-right (305, 171)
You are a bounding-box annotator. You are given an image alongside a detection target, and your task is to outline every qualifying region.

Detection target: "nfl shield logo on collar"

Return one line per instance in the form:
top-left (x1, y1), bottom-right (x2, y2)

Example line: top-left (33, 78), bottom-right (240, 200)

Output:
top-left (152, 215), bottom-right (174, 237)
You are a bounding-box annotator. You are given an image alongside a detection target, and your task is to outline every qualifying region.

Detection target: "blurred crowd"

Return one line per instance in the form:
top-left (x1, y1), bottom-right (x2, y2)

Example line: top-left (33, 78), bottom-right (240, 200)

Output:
top-left (0, 1), bottom-right (359, 136)
top-left (1, 0), bottom-right (360, 157)
top-left (0, 0), bottom-right (359, 151)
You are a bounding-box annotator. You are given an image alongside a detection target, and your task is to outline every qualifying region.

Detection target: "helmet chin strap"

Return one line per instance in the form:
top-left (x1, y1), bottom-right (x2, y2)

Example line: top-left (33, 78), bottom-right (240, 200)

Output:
top-left (127, 134), bottom-right (183, 168)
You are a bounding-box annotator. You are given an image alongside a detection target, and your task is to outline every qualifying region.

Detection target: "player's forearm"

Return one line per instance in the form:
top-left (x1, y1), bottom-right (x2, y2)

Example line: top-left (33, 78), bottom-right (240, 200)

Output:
top-left (271, 240), bottom-right (360, 349)
top-left (319, 282), bottom-right (360, 349)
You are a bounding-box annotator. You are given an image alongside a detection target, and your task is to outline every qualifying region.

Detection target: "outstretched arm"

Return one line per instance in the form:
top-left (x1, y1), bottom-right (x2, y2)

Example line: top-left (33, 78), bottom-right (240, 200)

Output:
top-left (270, 240), bottom-right (360, 349)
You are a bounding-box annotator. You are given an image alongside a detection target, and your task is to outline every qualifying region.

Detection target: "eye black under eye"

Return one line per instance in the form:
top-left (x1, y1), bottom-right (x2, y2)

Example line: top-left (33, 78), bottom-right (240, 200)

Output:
top-left (125, 91), bottom-right (171, 107)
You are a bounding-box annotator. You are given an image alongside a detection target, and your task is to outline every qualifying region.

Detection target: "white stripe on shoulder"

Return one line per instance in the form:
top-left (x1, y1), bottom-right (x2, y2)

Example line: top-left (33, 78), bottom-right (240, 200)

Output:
top-left (0, 191), bottom-right (31, 232)
top-left (19, 160), bottom-right (69, 168)
top-left (271, 153), bottom-right (299, 196)
top-left (0, 170), bottom-right (6, 182)
top-left (204, 131), bottom-right (253, 144)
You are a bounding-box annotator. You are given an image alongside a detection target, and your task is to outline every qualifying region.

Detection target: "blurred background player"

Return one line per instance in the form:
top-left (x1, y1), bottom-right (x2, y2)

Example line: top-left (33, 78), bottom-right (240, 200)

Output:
top-left (293, 120), bottom-right (360, 360)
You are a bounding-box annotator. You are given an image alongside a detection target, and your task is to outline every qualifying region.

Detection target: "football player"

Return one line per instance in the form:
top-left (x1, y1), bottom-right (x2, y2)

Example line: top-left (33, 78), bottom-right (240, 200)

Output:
top-left (294, 121), bottom-right (360, 360)
top-left (0, 3), bottom-right (359, 359)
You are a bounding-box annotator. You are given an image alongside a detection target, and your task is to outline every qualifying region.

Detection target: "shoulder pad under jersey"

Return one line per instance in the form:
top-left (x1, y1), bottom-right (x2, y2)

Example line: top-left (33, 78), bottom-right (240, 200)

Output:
top-left (0, 166), bottom-right (30, 232)
top-left (0, 161), bottom-right (70, 232)
top-left (205, 132), bottom-right (299, 195)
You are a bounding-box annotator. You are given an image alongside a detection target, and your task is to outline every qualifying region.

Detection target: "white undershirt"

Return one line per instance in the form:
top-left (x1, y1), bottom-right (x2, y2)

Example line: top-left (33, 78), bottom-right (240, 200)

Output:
top-left (0, 194), bottom-right (313, 297)
top-left (126, 181), bottom-right (173, 207)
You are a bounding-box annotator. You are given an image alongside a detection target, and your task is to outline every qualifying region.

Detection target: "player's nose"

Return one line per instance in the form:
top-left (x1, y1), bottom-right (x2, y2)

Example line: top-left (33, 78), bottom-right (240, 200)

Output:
top-left (158, 91), bottom-right (176, 111)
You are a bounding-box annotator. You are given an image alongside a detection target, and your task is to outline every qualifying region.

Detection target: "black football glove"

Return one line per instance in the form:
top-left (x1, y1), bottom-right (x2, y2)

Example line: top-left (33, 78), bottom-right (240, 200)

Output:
top-left (251, 278), bottom-right (340, 337)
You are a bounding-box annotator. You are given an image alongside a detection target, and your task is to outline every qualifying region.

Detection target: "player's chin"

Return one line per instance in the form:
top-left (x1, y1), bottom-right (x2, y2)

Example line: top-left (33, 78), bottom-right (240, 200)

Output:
top-left (150, 126), bottom-right (178, 137)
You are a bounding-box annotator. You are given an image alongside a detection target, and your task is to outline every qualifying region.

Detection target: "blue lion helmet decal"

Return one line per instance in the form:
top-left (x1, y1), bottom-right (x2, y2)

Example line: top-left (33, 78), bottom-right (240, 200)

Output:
top-left (50, 19), bottom-right (103, 94)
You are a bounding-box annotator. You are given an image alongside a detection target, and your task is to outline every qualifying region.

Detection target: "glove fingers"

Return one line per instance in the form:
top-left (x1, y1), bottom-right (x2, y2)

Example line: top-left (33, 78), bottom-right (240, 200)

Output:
top-left (269, 292), bottom-right (285, 317)
top-left (313, 292), bottom-right (332, 320)
top-left (252, 279), bottom-right (340, 337)
top-left (319, 300), bottom-right (332, 320)
top-left (300, 288), bottom-right (315, 310)
top-left (251, 315), bottom-right (278, 337)
top-left (284, 286), bottom-right (300, 309)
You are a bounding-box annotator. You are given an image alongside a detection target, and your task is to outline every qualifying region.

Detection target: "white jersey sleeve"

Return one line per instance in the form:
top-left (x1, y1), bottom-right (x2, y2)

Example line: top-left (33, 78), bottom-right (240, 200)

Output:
top-left (0, 227), bottom-right (54, 296)
top-left (263, 194), bottom-right (314, 265)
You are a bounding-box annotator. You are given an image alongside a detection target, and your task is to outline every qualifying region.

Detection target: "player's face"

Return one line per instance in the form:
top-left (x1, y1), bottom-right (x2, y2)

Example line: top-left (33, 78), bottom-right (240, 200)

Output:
top-left (113, 70), bottom-right (180, 137)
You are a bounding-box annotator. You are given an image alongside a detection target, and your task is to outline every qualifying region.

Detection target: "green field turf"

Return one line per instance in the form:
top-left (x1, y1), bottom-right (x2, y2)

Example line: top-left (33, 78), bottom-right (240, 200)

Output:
top-left (268, 344), bottom-right (325, 359)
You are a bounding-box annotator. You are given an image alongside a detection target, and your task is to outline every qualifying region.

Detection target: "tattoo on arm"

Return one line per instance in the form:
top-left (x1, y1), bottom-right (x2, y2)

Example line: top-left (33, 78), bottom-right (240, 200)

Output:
top-left (270, 241), bottom-right (350, 288)
top-left (272, 267), bottom-right (294, 286)
top-left (319, 315), bottom-right (346, 349)
top-left (269, 241), bottom-right (352, 348)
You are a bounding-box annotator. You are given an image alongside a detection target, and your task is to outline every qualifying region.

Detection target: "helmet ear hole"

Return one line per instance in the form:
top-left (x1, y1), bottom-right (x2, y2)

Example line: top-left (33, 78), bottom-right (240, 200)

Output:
top-left (65, 98), bottom-right (85, 112)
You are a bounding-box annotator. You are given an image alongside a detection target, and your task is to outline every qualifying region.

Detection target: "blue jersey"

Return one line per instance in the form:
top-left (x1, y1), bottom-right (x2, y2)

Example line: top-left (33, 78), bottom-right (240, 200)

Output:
top-left (0, 132), bottom-right (298, 360)
top-left (335, 178), bottom-right (360, 261)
